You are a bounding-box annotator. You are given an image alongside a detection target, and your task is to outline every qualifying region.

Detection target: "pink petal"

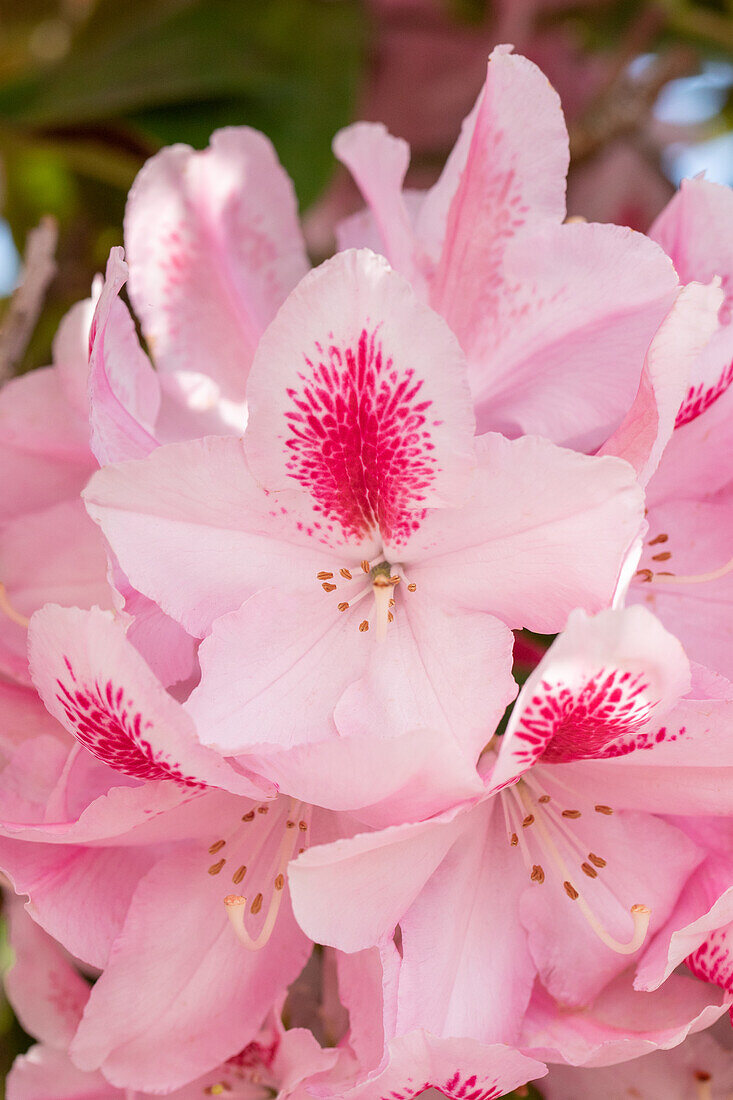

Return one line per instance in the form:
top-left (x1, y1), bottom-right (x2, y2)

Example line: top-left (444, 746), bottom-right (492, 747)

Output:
top-left (391, 801), bottom-right (536, 1046)
top-left (0, 499), bottom-right (112, 682)
top-left (333, 124), bottom-right (420, 282)
top-left (83, 437), bottom-right (328, 637)
top-left (7, 1045), bottom-right (120, 1099)
top-left (88, 248), bottom-right (159, 465)
top-left (467, 223), bottom-right (678, 447)
top-left (244, 249), bottom-right (476, 552)
top-left (647, 326), bottom-right (733, 506)
top-left (190, 587), bottom-right (512, 816)
top-left (289, 808), bottom-right (469, 953)
top-left (333, 591), bottom-right (516, 769)
top-left (124, 128), bottom-right (309, 401)
top-left (650, 177), bottom-right (733, 314)
top-left (336, 1031), bottom-right (546, 1100)
top-left (521, 969), bottom-right (729, 1067)
top-left (429, 47), bottom-right (568, 340)
top-left (243, 726), bottom-right (486, 829)
top-left (188, 585), bottom-right (368, 753)
top-left (52, 293), bottom-right (96, 417)
top-left (600, 280), bottom-right (723, 485)
top-left (541, 1025), bottom-right (733, 1098)
top-left (0, 836), bottom-right (154, 968)
top-left (0, 680), bottom-right (63, 757)
top-left (28, 604), bottom-right (269, 797)
top-left (0, 367), bottom-right (93, 520)
top-left (5, 903), bottom-right (89, 1048)
top-left (107, 553), bottom-right (197, 688)
top-left (404, 433), bottom-right (644, 633)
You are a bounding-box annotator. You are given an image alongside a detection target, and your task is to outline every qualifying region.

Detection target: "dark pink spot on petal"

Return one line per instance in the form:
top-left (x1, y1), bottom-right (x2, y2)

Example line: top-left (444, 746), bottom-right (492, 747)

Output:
top-left (514, 668), bottom-right (658, 765)
top-left (686, 925), bottom-right (733, 995)
top-left (284, 327), bottom-right (437, 545)
top-left (56, 659), bottom-right (204, 788)
top-left (675, 357), bottom-right (733, 428)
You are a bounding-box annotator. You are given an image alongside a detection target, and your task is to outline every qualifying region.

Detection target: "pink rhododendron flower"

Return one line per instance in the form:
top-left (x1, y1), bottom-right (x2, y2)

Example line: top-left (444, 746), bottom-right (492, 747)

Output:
top-left (289, 606), bottom-right (733, 1061)
top-left (83, 247), bottom-right (645, 822)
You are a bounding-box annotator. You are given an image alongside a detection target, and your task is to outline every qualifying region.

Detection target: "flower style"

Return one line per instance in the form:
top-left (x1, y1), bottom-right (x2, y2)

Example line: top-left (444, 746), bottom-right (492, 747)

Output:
top-left (83, 247), bottom-right (644, 821)
top-left (289, 606), bottom-right (733, 1061)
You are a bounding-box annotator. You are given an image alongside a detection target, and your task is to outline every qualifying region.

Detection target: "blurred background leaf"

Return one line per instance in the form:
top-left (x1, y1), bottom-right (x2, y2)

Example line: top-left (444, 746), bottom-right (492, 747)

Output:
top-left (0, 0), bottom-right (366, 371)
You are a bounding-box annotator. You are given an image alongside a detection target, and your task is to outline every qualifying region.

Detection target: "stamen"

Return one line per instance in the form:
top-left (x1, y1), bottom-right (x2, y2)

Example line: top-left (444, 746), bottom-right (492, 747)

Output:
top-left (516, 785), bottom-right (651, 955)
top-left (648, 533), bottom-right (668, 545)
top-left (340, 568), bottom-right (352, 580)
top-left (361, 560), bottom-right (370, 573)
top-left (317, 571), bottom-right (333, 580)
top-left (224, 800), bottom-right (304, 952)
top-left (208, 859), bottom-right (226, 875)
top-left (581, 862), bottom-right (598, 878)
top-left (208, 839), bottom-right (226, 854)
top-left (650, 555), bottom-right (733, 586)
top-left (359, 620), bottom-right (369, 632)
top-left (407, 583), bottom-right (417, 592)
top-left (338, 602), bottom-right (349, 612)
top-left (232, 865), bottom-right (246, 884)
top-left (589, 852), bottom-right (606, 868)
top-left (0, 584), bottom-right (29, 628)
top-left (531, 865), bottom-right (545, 883)
top-left (595, 805), bottom-right (613, 815)
top-left (321, 582), bottom-right (337, 593)
top-left (651, 551), bottom-right (671, 562)
top-left (506, 788), bottom-right (534, 873)
top-left (562, 809), bottom-right (581, 819)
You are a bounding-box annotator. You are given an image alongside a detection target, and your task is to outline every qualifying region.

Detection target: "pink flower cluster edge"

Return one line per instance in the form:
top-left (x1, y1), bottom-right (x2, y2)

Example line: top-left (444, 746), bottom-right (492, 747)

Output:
top-left (1, 44), bottom-right (733, 1100)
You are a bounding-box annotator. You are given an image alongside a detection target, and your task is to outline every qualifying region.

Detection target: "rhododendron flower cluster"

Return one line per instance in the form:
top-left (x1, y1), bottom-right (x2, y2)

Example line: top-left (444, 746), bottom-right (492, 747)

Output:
top-left (1, 45), bottom-right (732, 1100)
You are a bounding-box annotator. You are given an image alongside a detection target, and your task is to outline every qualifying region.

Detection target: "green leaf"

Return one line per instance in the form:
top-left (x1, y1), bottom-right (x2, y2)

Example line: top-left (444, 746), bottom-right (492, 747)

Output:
top-left (0, 0), bottom-right (366, 207)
